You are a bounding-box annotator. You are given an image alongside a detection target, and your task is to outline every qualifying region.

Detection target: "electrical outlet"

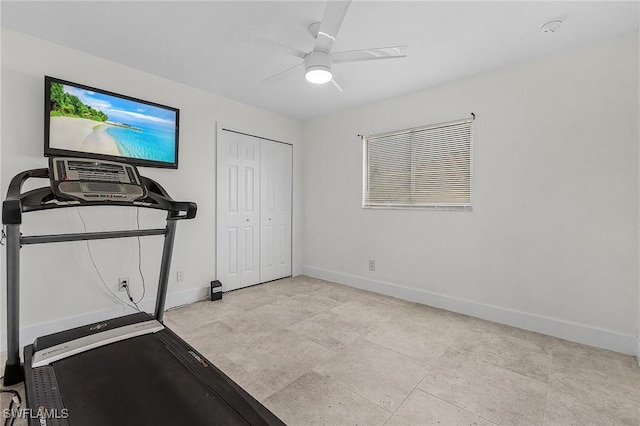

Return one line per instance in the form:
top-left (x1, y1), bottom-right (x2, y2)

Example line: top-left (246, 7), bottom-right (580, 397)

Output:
top-left (368, 260), bottom-right (375, 271)
top-left (118, 277), bottom-right (129, 292)
top-left (176, 271), bottom-right (184, 283)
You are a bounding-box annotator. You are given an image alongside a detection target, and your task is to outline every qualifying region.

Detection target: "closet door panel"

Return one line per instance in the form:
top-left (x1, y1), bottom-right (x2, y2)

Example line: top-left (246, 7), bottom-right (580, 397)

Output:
top-left (217, 130), bottom-right (261, 290)
top-left (260, 140), bottom-right (292, 282)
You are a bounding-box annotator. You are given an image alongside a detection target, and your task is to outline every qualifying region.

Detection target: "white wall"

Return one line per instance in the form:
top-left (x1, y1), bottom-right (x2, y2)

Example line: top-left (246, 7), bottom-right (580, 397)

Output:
top-left (302, 34), bottom-right (640, 355)
top-left (0, 29), bottom-right (302, 348)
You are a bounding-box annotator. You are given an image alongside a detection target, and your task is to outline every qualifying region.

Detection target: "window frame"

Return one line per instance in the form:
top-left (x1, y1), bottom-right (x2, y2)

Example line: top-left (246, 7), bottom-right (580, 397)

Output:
top-left (362, 116), bottom-right (474, 211)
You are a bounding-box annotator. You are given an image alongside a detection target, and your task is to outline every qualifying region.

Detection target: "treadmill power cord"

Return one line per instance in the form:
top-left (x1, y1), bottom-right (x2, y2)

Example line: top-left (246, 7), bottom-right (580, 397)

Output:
top-left (76, 208), bottom-right (140, 312)
top-left (135, 207), bottom-right (147, 305)
top-left (122, 281), bottom-right (141, 311)
top-left (1, 389), bottom-right (22, 426)
top-left (117, 208), bottom-right (148, 311)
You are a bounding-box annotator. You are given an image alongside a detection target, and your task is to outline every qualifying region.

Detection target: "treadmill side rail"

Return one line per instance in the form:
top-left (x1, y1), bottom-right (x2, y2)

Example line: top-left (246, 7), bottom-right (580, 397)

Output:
top-left (23, 346), bottom-right (69, 426)
top-left (32, 319), bottom-right (164, 368)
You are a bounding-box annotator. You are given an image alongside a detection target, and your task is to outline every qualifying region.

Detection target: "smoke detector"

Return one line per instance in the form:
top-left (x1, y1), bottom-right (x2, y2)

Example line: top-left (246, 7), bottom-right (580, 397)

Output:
top-left (541, 20), bottom-right (562, 33)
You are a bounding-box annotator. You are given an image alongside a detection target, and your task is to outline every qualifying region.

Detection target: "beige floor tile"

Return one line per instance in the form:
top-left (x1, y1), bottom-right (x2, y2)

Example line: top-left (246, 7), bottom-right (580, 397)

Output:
top-left (288, 292), bottom-right (342, 314)
top-left (543, 399), bottom-right (637, 426)
top-left (294, 276), bottom-right (368, 302)
top-left (365, 315), bottom-right (461, 363)
top-left (418, 352), bottom-right (547, 425)
top-left (222, 287), bottom-right (290, 311)
top-left (543, 364), bottom-right (640, 425)
top-left (220, 297), bottom-right (319, 340)
top-left (164, 298), bottom-right (246, 330)
top-left (468, 319), bottom-right (559, 351)
top-left (226, 329), bottom-right (336, 392)
top-left (162, 316), bottom-right (187, 335)
top-left (547, 342), bottom-right (640, 424)
top-left (244, 277), bottom-right (313, 298)
top-left (314, 339), bottom-right (432, 412)
top-left (254, 295), bottom-right (320, 317)
top-left (386, 303), bottom-right (472, 335)
top-left (268, 275), bottom-right (362, 302)
top-left (203, 352), bottom-right (276, 403)
top-left (179, 320), bottom-right (256, 357)
top-left (446, 321), bottom-right (553, 383)
top-left (385, 389), bottom-right (496, 426)
top-left (264, 371), bottom-right (391, 426)
top-left (327, 297), bottom-right (401, 327)
top-left (287, 311), bottom-right (375, 351)
top-left (551, 340), bottom-right (640, 384)
top-left (353, 288), bottom-right (410, 306)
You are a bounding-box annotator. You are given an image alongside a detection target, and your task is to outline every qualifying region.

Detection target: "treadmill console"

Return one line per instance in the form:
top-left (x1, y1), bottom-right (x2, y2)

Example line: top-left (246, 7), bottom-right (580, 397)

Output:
top-left (49, 157), bottom-right (147, 202)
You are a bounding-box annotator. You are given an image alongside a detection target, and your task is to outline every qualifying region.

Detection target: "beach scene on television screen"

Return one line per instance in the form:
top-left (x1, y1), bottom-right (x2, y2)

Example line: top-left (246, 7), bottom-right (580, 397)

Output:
top-left (49, 82), bottom-right (176, 163)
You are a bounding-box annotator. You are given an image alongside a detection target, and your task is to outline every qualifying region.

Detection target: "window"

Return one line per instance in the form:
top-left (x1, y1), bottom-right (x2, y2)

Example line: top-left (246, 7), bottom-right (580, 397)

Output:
top-left (363, 116), bottom-right (473, 210)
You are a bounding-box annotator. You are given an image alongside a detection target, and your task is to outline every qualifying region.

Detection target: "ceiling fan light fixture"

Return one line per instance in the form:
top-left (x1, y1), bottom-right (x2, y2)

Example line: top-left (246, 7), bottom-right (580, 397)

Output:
top-left (305, 66), bottom-right (333, 84)
top-left (304, 51), bottom-right (333, 84)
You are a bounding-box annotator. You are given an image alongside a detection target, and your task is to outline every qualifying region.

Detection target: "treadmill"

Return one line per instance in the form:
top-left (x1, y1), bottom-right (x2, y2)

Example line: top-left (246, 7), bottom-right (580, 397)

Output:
top-left (2, 158), bottom-right (284, 426)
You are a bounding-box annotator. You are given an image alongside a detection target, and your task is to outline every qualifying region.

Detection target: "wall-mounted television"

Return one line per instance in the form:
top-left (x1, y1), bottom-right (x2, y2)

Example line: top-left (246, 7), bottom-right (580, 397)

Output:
top-left (44, 76), bottom-right (179, 169)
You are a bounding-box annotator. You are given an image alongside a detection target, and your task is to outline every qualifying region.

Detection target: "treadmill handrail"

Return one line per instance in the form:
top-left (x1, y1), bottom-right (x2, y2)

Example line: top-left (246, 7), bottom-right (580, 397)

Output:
top-left (2, 167), bottom-right (197, 225)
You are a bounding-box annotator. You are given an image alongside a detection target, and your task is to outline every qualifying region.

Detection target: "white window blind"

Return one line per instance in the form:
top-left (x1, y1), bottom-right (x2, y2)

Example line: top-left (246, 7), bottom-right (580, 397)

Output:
top-left (363, 116), bottom-right (473, 210)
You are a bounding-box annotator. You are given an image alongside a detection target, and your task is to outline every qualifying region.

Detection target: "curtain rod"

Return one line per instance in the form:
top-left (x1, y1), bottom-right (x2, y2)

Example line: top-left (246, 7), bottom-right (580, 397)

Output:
top-left (358, 112), bottom-right (475, 139)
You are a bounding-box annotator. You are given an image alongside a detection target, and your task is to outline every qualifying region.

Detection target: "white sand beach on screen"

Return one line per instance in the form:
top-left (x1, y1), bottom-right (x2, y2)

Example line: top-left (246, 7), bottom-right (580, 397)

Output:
top-left (49, 116), bottom-right (121, 155)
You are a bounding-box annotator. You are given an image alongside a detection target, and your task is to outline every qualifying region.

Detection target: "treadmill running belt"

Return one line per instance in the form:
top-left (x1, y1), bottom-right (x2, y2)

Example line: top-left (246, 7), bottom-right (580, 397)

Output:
top-left (53, 334), bottom-right (249, 425)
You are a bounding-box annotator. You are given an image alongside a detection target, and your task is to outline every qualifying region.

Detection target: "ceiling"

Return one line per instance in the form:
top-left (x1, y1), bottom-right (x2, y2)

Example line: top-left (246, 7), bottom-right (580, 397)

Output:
top-left (1, 1), bottom-right (638, 120)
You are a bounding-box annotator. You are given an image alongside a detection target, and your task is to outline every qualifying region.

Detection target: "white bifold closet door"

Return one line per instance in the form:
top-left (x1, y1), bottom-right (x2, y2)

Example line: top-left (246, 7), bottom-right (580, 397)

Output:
top-left (259, 140), bottom-right (292, 283)
top-left (216, 131), bottom-right (261, 291)
top-left (216, 128), bottom-right (292, 291)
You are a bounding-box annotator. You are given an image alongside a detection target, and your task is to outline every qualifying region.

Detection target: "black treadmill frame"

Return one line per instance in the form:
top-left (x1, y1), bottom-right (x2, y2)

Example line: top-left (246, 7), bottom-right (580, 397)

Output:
top-left (2, 165), bottom-right (195, 384)
top-left (2, 162), bottom-right (285, 426)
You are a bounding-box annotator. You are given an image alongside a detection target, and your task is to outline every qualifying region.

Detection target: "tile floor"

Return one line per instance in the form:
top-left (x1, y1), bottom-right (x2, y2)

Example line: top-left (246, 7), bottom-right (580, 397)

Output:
top-left (2, 275), bottom-right (639, 425)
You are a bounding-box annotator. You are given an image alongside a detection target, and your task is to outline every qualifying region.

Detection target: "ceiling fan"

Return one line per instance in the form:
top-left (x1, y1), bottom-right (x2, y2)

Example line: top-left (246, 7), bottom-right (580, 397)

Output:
top-left (244, 0), bottom-right (408, 91)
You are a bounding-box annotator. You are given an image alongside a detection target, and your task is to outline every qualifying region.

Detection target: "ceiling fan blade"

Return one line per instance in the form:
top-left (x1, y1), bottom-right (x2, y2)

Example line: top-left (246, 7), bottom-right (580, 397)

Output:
top-left (239, 32), bottom-right (307, 59)
top-left (332, 46), bottom-right (408, 64)
top-left (331, 78), bottom-right (344, 92)
top-left (262, 62), bottom-right (304, 83)
top-left (314, 0), bottom-right (351, 53)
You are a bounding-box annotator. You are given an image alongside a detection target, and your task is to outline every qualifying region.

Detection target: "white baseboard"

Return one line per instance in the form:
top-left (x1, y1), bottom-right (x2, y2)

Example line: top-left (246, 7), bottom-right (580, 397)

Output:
top-left (0, 286), bottom-right (209, 353)
top-left (303, 265), bottom-right (640, 357)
